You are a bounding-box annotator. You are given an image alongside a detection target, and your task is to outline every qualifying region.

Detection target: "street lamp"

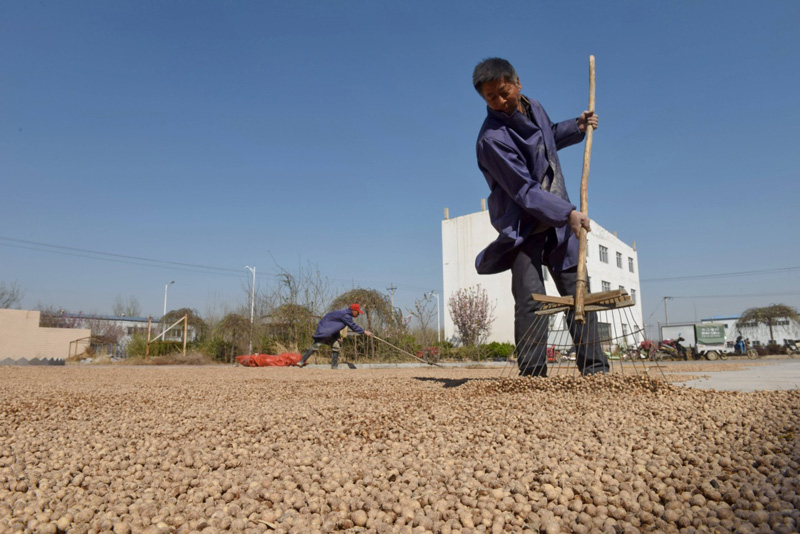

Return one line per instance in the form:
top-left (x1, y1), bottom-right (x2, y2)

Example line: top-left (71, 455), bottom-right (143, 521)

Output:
top-left (427, 290), bottom-right (441, 344)
top-left (163, 281), bottom-right (175, 317)
top-left (245, 266), bottom-right (256, 354)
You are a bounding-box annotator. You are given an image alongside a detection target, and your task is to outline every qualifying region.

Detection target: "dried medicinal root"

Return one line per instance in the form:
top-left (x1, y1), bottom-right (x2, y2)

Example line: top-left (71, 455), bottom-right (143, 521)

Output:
top-left (0, 366), bottom-right (798, 533)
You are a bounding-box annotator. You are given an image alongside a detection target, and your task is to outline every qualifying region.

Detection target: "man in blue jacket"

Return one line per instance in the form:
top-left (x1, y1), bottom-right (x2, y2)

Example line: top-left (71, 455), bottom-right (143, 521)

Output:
top-left (297, 303), bottom-right (373, 368)
top-left (473, 57), bottom-right (608, 377)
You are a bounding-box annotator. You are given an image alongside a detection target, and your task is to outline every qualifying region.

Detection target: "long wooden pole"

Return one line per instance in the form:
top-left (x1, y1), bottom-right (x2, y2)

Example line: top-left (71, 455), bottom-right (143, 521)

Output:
top-left (372, 335), bottom-right (443, 367)
top-left (575, 55), bottom-right (596, 323)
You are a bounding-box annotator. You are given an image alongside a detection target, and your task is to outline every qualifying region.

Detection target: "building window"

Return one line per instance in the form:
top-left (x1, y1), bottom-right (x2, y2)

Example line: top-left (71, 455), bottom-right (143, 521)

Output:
top-left (598, 322), bottom-right (612, 347)
top-left (619, 285), bottom-right (625, 292)
top-left (599, 245), bottom-right (608, 263)
top-left (602, 280), bottom-right (611, 292)
top-left (631, 289), bottom-right (637, 304)
top-left (616, 252), bottom-right (622, 268)
top-left (628, 257), bottom-right (635, 273)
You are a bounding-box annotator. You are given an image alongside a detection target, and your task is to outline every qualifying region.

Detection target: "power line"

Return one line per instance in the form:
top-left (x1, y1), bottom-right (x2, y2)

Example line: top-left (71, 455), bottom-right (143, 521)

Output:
top-left (1, 241), bottom-right (245, 278)
top-left (0, 235), bottom-right (439, 295)
top-left (0, 235), bottom-right (242, 275)
top-left (641, 265), bottom-right (800, 283)
top-left (664, 291), bottom-right (800, 299)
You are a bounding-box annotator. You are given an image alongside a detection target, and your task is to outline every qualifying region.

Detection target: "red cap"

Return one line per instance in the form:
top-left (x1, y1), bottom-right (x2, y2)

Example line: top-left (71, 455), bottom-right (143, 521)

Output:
top-left (350, 303), bottom-right (364, 315)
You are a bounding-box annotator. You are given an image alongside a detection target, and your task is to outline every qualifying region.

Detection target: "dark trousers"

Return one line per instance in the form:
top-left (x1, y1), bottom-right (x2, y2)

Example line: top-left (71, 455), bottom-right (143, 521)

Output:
top-left (511, 235), bottom-right (609, 377)
top-left (300, 337), bottom-right (341, 368)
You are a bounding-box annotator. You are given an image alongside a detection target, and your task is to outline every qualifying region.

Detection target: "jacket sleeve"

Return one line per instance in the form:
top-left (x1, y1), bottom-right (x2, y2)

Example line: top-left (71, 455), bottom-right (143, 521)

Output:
top-left (478, 137), bottom-right (575, 228)
top-left (551, 117), bottom-right (585, 150)
top-left (341, 313), bottom-right (365, 335)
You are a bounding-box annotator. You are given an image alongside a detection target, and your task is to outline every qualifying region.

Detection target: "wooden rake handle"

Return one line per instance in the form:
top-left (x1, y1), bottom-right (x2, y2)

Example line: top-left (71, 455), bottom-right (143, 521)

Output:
top-left (575, 55), bottom-right (596, 323)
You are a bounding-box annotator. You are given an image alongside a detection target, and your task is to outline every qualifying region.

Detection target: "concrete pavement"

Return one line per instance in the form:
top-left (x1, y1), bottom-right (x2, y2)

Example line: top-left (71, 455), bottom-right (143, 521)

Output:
top-left (675, 357), bottom-right (800, 392)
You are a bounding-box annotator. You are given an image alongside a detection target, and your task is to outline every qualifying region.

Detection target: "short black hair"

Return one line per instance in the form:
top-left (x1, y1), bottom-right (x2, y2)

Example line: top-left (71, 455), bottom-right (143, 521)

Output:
top-left (472, 58), bottom-right (518, 95)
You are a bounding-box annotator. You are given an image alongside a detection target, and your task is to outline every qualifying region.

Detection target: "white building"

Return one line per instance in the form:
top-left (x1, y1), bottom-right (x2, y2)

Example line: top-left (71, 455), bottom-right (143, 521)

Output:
top-left (441, 204), bottom-right (644, 349)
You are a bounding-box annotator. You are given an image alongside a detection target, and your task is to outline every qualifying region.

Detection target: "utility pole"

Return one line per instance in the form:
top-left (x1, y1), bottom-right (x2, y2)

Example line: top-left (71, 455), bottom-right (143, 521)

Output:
top-left (664, 296), bottom-right (672, 326)
top-left (162, 280), bottom-right (175, 336)
top-left (387, 284), bottom-right (397, 309)
top-left (163, 281), bottom-right (175, 317)
top-left (245, 266), bottom-right (256, 355)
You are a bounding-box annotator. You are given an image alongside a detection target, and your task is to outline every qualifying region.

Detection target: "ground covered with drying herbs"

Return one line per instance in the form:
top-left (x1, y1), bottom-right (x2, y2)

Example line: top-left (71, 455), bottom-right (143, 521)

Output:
top-left (1, 365), bottom-right (798, 533)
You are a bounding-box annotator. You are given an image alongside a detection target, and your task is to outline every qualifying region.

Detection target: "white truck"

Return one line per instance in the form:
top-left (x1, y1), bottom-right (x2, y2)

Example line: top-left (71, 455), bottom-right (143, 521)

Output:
top-left (693, 323), bottom-right (731, 360)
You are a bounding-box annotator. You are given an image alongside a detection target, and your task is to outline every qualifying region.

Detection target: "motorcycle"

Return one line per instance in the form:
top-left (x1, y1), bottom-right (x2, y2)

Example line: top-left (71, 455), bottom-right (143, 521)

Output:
top-left (784, 339), bottom-right (799, 358)
top-left (734, 335), bottom-right (759, 359)
top-left (637, 339), bottom-right (657, 360)
top-left (653, 336), bottom-right (689, 361)
top-left (621, 341), bottom-right (651, 360)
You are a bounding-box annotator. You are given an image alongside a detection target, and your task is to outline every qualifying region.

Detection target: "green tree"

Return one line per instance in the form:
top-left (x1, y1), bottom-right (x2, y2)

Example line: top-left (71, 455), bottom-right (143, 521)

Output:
top-left (331, 288), bottom-right (400, 334)
top-left (162, 307), bottom-right (208, 341)
top-left (737, 304), bottom-right (800, 344)
top-left (213, 313), bottom-right (251, 362)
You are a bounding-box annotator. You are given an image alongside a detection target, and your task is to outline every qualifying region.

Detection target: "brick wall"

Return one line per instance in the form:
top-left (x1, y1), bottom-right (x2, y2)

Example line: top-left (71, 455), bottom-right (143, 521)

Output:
top-left (0, 309), bottom-right (91, 364)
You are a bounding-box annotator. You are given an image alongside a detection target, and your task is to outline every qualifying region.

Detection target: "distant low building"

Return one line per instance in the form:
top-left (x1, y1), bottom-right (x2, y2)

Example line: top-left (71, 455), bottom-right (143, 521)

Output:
top-left (441, 205), bottom-right (644, 348)
top-left (60, 313), bottom-right (198, 356)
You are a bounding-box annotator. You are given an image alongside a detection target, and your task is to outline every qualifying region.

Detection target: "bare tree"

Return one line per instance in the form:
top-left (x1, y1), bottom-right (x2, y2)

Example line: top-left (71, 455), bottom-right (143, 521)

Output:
top-left (0, 281), bottom-right (24, 309)
top-left (267, 303), bottom-right (316, 351)
top-left (112, 295), bottom-right (142, 317)
top-left (737, 304), bottom-right (800, 344)
top-left (407, 294), bottom-right (437, 347)
top-left (37, 306), bottom-right (125, 347)
top-left (270, 259), bottom-right (333, 316)
top-left (448, 285), bottom-right (496, 347)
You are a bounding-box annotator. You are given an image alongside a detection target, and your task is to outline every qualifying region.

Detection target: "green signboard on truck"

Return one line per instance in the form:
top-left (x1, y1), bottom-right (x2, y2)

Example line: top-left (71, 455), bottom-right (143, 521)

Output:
top-left (695, 323), bottom-right (726, 345)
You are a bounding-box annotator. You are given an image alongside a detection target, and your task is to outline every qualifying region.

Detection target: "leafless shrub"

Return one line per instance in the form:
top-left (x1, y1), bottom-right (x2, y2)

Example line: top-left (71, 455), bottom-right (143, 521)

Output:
top-left (448, 285), bottom-right (495, 347)
top-left (0, 281), bottom-right (24, 309)
top-left (112, 295), bottom-right (142, 317)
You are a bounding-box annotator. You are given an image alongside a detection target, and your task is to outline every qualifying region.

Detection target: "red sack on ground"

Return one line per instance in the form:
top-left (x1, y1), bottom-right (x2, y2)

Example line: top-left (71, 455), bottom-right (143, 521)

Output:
top-left (236, 352), bottom-right (302, 367)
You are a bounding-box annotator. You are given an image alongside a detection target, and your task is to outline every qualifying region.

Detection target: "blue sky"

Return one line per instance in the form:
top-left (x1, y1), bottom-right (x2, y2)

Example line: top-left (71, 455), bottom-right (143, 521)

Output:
top-left (3, 1), bottom-right (799, 329)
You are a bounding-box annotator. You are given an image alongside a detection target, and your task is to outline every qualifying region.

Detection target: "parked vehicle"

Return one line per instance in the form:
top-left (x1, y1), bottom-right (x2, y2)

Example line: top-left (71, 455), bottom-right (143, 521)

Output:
top-left (653, 336), bottom-right (688, 361)
top-left (733, 335), bottom-right (759, 359)
top-left (784, 339), bottom-right (799, 358)
top-left (641, 339), bottom-right (656, 359)
top-left (694, 323), bottom-right (732, 360)
top-left (620, 341), bottom-right (651, 360)
top-left (547, 345), bottom-right (568, 363)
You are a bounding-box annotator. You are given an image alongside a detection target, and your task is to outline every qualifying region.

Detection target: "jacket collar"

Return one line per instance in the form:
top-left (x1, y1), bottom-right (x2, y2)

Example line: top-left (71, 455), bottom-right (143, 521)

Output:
top-left (485, 96), bottom-right (540, 137)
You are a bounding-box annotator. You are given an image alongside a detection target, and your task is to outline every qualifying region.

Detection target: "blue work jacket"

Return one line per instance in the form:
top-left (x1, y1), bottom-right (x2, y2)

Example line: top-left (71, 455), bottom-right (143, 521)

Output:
top-left (475, 97), bottom-right (585, 275)
top-left (312, 308), bottom-right (365, 342)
